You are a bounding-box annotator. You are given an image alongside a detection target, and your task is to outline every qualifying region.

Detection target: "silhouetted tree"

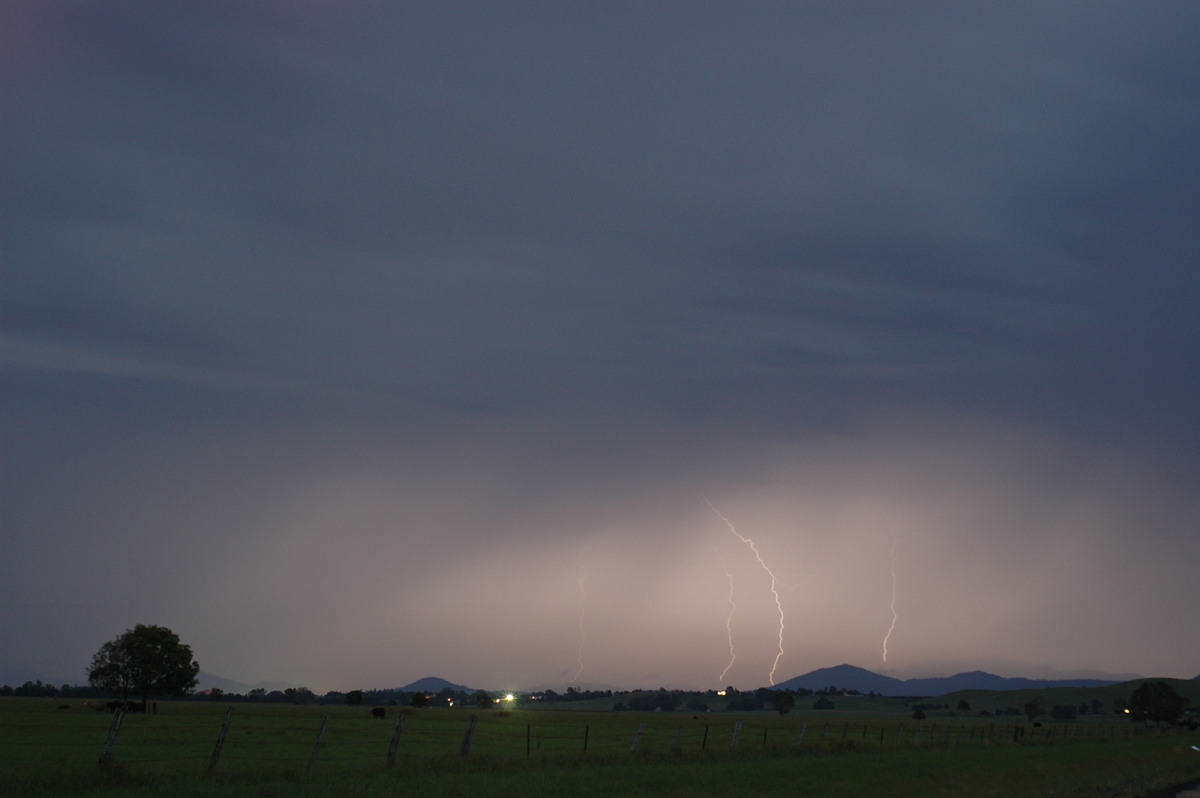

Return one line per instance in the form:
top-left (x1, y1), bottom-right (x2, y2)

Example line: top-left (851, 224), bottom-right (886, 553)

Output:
top-left (87, 624), bottom-right (199, 705)
top-left (1128, 681), bottom-right (1188, 726)
top-left (284, 687), bottom-right (315, 704)
top-left (956, 699), bottom-right (971, 712)
top-left (1023, 696), bottom-right (1045, 723)
top-left (774, 691), bottom-right (795, 716)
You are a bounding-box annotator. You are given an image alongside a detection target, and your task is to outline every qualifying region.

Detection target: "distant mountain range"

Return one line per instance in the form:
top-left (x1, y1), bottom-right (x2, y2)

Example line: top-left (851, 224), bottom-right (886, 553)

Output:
top-left (395, 676), bottom-right (475, 694)
top-left (193, 672), bottom-right (302, 694)
top-left (773, 664), bottom-right (1123, 696)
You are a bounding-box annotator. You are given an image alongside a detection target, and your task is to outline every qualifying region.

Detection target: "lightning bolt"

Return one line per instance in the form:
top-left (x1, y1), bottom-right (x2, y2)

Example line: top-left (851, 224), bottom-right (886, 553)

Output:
top-left (714, 541), bottom-right (737, 684)
top-left (571, 558), bottom-right (587, 683)
top-left (882, 534), bottom-right (898, 663)
top-left (705, 501), bottom-right (786, 686)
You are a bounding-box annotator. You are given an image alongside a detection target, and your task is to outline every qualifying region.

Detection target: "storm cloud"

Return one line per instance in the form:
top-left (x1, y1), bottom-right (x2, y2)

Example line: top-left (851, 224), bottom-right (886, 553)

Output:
top-left (2, 2), bottom-right (1197, 691)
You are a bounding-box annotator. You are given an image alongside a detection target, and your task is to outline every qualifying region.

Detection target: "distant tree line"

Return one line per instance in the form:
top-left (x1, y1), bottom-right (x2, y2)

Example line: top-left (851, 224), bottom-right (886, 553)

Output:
top-left (0, 681), bottom-right (108, 698)
top-left (0, 680), bottom-right (863, 714)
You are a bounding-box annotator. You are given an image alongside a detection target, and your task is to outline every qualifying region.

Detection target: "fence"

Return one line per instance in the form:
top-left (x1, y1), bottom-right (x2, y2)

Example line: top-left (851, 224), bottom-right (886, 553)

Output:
top-left (0, 704), bottom-right (1172, 779)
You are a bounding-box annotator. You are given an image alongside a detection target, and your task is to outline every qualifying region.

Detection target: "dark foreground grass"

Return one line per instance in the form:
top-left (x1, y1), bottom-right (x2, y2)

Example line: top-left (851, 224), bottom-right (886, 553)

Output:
top-left (3, 699), bottom-right (1197, 796)
top-left (4, 735), bottom-right (1199, 797)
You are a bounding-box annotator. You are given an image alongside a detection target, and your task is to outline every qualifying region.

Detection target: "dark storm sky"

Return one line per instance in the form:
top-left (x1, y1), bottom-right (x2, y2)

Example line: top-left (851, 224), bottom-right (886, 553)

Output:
top-left (2, 2), bottom-right (1197, 692)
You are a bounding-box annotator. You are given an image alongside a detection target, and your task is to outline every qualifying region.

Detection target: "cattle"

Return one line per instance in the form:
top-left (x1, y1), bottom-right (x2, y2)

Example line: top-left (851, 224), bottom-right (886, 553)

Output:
top-left (85, 701), bottom-right (108, 711)
top-left (105, 700), bottom-right (145, 713)
top-left (371, 707), bottom-right (386, 718)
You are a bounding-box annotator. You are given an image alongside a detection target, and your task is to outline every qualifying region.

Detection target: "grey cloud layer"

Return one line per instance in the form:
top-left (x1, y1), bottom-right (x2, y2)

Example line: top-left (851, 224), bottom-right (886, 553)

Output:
top-left (2, 2), bottom-right (1197, 689)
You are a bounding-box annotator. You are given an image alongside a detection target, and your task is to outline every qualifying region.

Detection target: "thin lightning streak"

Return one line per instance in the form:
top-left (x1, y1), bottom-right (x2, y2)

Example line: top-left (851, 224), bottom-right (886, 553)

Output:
top-left (714, 541), bottom-right (737, 684)
top-left (571, 560), bottom-right (587, 683)
top-left (705, 501), bottom-right (786, 686)
top-left (882, 534), bottom-right (898, 663)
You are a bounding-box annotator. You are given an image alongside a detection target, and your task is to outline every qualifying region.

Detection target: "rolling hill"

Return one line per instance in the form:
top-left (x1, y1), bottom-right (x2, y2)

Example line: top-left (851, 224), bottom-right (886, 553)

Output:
top-left (773, 664), bottom-right (1121, 696)
top-left (396, 676), bottom-right (476, 694)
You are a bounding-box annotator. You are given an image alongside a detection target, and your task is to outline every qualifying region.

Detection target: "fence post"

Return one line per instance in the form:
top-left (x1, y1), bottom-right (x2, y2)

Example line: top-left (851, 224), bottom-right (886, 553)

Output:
top-left (98, 710), bottom-right (125, 768)
top-left (630, 724), bottom-right (645, 752)
top-left (307, 715), bottom-right (330, 774)
top-left (701, 724), bottom-right (709, 750)
top-left (460, 715), bottom-right (478, 756)
top-left (671, 727), bottom-right (682, 752)
top-left (730, 720), bottom-right (742, 748)
top-left (207, 707), bottom-right (233, 773)
top-left (583, 725), bottom-right (590, 753)
top-left (762, 726), bottom-right (769, 749)
top-left (386, 712), bottom-right (405, 769)
top-left (527, 724), bottom-right (531, 759)
top-left (796, 723), bottom-right (807, 746)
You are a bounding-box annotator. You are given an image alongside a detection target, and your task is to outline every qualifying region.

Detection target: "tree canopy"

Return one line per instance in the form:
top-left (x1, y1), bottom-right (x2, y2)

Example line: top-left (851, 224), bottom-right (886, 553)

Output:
top-left (1127, 681), bottom-right (1188, 726)
top-left (87, 624), bottom-right (199, 703)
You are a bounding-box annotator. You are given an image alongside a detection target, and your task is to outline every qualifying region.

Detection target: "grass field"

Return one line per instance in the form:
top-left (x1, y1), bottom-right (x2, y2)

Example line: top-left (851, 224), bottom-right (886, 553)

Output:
top-left (1, 697), bottom-right (1197, 796)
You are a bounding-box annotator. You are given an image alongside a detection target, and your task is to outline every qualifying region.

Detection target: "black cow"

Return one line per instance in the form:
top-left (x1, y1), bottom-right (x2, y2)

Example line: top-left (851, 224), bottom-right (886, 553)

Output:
top-left (371, 707), bottom-right (386, 718)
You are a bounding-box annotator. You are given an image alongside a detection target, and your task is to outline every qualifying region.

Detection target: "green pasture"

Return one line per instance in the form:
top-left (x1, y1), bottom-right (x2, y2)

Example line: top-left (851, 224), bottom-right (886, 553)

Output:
top-left (1, 697), bottom-right (1197, 796)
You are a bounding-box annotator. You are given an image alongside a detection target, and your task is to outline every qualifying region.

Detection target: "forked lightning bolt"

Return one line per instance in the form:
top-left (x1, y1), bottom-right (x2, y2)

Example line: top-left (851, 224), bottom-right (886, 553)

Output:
top-left (714, 542), bottom-right (737, 684)
top-left (571, 559), bottom-right (587, 683)
top-left (882, 534), bottom-right (898, 663)
top-left (705, 501), bottom-right (786, 686)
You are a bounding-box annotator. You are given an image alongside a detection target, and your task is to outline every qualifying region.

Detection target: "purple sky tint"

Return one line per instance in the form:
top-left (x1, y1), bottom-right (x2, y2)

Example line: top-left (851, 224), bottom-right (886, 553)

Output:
top-left (2, 2), bottom-right (1197, 693)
